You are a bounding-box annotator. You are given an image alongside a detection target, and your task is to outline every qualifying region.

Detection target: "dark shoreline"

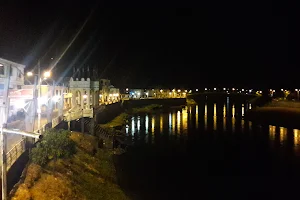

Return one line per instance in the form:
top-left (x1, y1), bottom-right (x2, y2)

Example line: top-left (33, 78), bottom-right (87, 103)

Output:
top-left (245, 107), bottom-right (300, 129)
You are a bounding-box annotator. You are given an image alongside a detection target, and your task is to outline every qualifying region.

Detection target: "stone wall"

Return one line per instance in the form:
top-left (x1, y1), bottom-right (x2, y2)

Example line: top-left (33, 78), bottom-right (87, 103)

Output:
top-left (95, 102), bottom-right (124, 124)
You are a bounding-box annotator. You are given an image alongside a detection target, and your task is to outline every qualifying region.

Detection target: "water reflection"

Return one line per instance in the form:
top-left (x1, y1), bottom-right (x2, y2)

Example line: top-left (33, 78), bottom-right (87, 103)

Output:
top-left (145, 115), bottom-right (149, 134)
top-left (127, 101), bottom-right (300, 158)
top-left (223, 104), bottom-right (226, 131)
top-left (182, 107), bottom-right (188, 133)
top-left (280, 127), bottom-right (287, 145)
top-left (160, 114), bottom-right (163, 133)
top-left (294, 129), bottom-right (300, 154)
top-left (172, 112), bottom-right (176, 133)
top-left (131, 117), bottom-right (135, 135)
top-left (195, 105), bottom-right (199, 129)
top-left (151, 116), bottom-right (155, 134)
top-left (242, 104), bottom-right (245, 116)
top-left (137, 116), bottom-right (140, 132)
top-left (213, 104), bottom-right (217, 131)
top-left (177, 111), bottom-right (181, 132)
top-left (269, 125), bottom-right (276, 141)
top-left (204, 104), bottom-right (207, 130)
top-left (169, 113), bottom-right (172, 132)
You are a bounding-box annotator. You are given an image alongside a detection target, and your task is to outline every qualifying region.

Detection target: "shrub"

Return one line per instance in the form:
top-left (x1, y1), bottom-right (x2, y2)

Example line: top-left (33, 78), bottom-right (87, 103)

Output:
top-left (30, 129), bottom-right (76, 166)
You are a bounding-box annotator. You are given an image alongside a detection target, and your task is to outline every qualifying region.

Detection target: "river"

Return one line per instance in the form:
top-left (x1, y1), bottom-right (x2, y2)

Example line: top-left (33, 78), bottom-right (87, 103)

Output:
top-left (115, 100), bottom-right (300, 199)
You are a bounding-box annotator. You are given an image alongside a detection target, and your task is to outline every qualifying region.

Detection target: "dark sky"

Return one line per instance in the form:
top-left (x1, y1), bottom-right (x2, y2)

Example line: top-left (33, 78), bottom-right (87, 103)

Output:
top-left (0, 1), bottom-right (295, 89)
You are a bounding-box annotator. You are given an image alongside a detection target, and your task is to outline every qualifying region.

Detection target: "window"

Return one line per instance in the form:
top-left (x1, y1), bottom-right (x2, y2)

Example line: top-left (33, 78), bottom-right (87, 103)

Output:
top-left (0, 64), bottom-right (4, 75)
top-left (0, 84), bottom-right (4, 89)
top-left (17, 69), bottom-right (21, 78)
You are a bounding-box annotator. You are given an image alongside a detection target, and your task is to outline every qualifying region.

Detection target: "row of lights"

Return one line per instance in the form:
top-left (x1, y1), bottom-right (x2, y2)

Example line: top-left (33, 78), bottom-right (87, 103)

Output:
top-left (126, 88), bottom-right (300, 94)
top-left (27, 71), bottom-right (51, 78)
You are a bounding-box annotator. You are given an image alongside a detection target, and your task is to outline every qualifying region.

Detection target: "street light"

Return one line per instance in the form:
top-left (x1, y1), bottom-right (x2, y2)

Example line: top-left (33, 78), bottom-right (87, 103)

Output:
top-left (44, 71), bottom-right (51, 78)
top-left (27, 72), bottom-right (33, 76)
top-left (26, 69), bottom-right (53, 132)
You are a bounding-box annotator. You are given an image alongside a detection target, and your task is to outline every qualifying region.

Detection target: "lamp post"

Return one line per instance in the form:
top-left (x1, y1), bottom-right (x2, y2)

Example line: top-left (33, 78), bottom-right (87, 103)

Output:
top-left (27, 68), bottom-right (52, 132)
top-left (1, 64), bottom-right (11, 200)
top-left (43, 75), bottom-right (55, 125)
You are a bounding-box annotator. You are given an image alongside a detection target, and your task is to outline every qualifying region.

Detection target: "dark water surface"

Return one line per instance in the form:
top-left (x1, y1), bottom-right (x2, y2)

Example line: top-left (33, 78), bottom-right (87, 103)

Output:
top-left (114, 100), bottom-right (300, 200)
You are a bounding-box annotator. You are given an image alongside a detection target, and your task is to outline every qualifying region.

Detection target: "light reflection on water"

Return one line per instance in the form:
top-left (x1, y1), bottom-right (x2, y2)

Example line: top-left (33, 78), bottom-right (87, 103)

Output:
top-left (195, 105), bottom-right (199, 129)
top-left (145, 115), bottom-right (149, 134)
top-left (127, 102), bottom-right (300, 157)
top-left (177, 111), bottom-right (181, 132)
top-left (213, 104), bottom-right (217, 131)
top-left (182, 107), bottom-right (188, 133)
top-left (204, 104), bottom-right (207, 130)
top-left (160, 114), bottom-right (163, 133)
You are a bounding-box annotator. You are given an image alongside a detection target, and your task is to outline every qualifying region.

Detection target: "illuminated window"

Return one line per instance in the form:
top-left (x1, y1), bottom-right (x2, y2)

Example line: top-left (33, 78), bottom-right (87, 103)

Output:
top-left (0, 64), bottom-right (4, 75)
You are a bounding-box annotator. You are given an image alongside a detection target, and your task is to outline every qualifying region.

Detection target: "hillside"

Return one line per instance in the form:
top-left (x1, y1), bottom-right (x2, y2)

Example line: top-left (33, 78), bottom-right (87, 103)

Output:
top-left (10, 132), bottom-right (129, 200)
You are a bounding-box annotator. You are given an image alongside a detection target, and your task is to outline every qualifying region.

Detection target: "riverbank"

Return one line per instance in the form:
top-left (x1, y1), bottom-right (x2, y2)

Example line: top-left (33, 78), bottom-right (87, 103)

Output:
top-left (10, 132), bottom-right (129, 200)
top-left (100, 104), bottom-right (163, 129)
top-left (245, 100), bottom-right (300, 129)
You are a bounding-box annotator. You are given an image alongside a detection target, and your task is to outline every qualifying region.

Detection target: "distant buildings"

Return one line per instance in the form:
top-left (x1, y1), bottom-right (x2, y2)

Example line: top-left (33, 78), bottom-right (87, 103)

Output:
top-left (126, 88), bottom-right (187, 99)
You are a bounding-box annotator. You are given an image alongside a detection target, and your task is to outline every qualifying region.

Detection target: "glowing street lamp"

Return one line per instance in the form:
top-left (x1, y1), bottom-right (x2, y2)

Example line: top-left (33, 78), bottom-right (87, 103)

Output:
top-left (43, 71), bottom-right (51, 78)
top-left (27, 71), bottom-right (33, 76)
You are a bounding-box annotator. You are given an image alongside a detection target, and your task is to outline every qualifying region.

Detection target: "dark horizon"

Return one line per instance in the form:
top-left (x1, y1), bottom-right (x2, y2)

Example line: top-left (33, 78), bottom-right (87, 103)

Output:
top-left (0, 2), bottom-right (295, 88)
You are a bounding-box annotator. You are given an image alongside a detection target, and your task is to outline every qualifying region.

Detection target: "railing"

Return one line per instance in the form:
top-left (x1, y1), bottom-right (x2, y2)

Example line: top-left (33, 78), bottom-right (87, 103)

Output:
top-left (6, 138), bottom-right (26, 170)
top-left (52, 115), bottom-right (63, 128)
top-left (64, 108), bottom-right (94, 121)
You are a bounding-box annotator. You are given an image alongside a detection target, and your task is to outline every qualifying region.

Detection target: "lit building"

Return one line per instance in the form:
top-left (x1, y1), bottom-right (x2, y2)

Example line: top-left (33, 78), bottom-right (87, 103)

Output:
top-left (99, 79), bottom-right (111, 103)
top-left (0, 58), bottom-right (26, 121)
top-left (108, 86), bottom-right (120, 103)
top-left (129, 89), bottom-right (143, 99)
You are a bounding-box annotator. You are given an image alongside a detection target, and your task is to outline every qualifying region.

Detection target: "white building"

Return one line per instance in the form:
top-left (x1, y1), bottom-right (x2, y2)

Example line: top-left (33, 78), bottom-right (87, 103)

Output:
top-left (0, 58), bottom-right (26, 121)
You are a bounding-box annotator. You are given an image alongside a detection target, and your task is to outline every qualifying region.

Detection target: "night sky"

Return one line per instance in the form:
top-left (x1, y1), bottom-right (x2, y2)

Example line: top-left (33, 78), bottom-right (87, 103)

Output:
top-left (0, 1), bottom-right (295, 89)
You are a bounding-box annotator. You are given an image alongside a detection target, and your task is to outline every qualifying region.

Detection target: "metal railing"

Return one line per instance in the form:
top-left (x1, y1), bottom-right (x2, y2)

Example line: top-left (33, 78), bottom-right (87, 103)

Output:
top-left (5, 138), bottom-right (26, 170)
top-left (4, 114), bottom-right (64, 170)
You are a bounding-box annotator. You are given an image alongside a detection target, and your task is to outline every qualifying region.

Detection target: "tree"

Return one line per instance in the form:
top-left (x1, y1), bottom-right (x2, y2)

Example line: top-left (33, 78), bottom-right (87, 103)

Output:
top-left (30, 129), bottom-right (76, 166)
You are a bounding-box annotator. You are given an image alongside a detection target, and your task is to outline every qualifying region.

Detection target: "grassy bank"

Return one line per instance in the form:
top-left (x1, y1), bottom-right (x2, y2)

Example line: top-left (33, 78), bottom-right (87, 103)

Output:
top-left (246, 107), bottom-right (300, 129)
top-left (130, 104), bottom-right (162, 114)
top-left (100, 104), bottom-right (162, 130)
top-left (11, 132), bottom-right (129, 200)
top-left (101, 113), bottom-right (129, 129)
